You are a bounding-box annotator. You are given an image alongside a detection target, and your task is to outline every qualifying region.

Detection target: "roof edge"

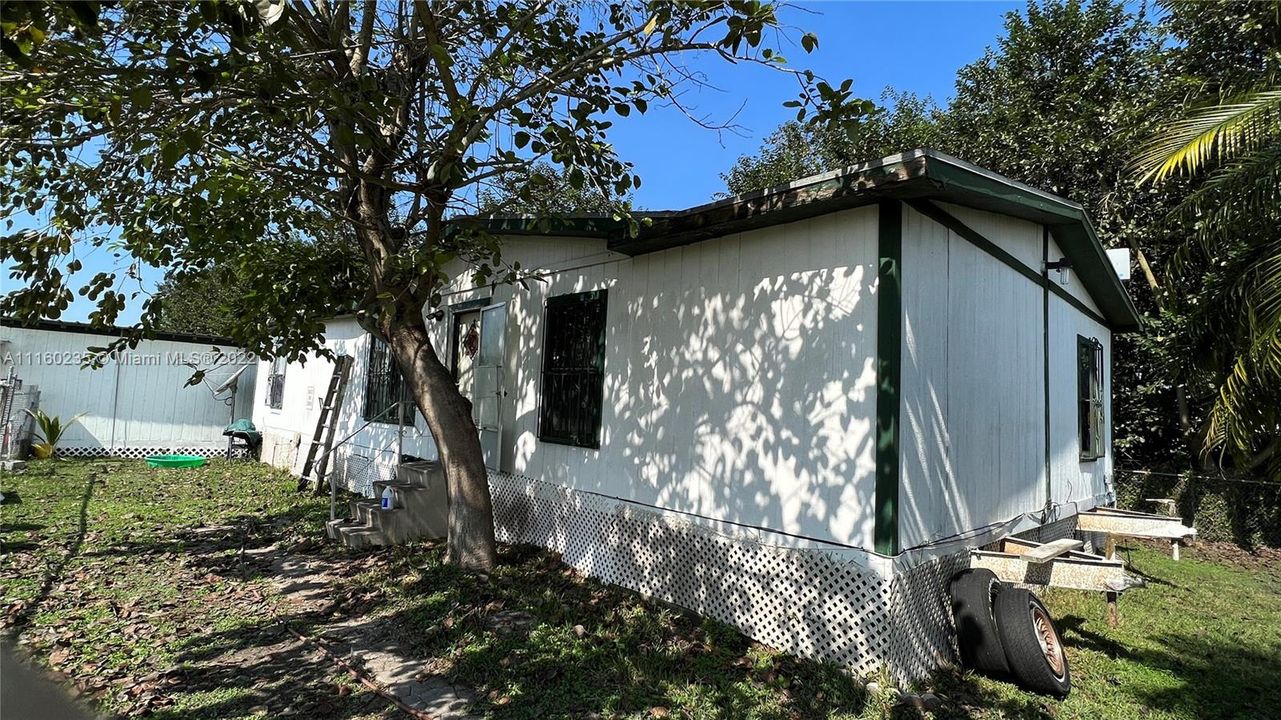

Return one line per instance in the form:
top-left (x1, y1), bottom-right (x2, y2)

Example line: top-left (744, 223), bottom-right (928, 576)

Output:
top-left (0, 317), bottom-right (241, 347)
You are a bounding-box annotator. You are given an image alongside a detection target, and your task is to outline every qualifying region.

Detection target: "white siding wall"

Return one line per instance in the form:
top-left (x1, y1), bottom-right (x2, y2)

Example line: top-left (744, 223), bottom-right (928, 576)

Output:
top-left (898, 205), bottom-right (1112, 550)
top-left (251, 317), bottom-right (438, 492)
top-left (437, 208), bottom-right (882, 548)
top-left (0, 326), bottom-right (256, 452)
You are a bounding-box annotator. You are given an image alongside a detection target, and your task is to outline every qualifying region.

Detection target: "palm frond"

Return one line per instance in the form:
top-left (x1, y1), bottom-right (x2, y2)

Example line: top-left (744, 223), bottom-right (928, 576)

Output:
top-left (1162, 141), bottom-right (1281, 285)
top-left (1197, 242), bottom-right (1281, 458)
top-left (1135, 88), bottom-right (1281, 183)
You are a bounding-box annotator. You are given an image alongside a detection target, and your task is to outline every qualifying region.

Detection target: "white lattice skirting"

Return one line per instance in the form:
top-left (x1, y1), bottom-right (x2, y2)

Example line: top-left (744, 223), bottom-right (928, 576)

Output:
top-left (486, 469), bottom-right (988, 686)
top-left (54, 446), bottom-right (246, 460)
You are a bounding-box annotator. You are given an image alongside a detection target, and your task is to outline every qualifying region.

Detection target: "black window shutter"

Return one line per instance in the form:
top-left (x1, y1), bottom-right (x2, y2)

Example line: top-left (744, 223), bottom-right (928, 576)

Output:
top-left (538, 290), bottom-right (607, 448)
top-left (364, 337), bottom-right (415, 425)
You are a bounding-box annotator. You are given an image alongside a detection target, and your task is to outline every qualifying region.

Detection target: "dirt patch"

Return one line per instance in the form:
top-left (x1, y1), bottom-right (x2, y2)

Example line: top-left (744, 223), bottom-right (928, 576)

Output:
top-left (1184, 539), bottom-right (1281, 572)
top-left (1124, 536), bottom-right (1281, 572)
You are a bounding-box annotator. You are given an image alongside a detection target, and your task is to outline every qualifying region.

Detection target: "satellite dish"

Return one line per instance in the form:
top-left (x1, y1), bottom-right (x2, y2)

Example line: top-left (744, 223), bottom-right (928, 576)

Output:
top-left (214, 365), bottom-right (249, 394)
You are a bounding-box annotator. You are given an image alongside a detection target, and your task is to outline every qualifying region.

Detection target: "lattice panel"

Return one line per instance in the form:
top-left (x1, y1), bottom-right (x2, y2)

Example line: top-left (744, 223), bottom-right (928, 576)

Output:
top-left (329, 441), bottom-right (413, 497)
top-left (1017, 514), bottom-right (1077, 544)
top-left (887, 552), bottom-right (970, 684)
top-left (334, 451), bottom-right (398, 497)
top-left (487, 470), bottom-right (965, 683)
top-left (54, 446), bottom-right (245, 460)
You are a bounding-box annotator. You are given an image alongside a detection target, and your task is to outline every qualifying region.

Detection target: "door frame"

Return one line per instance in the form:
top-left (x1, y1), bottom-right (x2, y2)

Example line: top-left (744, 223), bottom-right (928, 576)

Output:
top-left (446, 297), bottom-right (491, 379)
top-left (474, 301), bottom-right (508, 469)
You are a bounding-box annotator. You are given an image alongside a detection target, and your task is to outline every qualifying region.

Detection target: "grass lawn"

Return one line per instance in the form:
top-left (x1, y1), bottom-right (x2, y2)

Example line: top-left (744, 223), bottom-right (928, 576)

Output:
top-left (2, 459), bottom-right (1280, 719)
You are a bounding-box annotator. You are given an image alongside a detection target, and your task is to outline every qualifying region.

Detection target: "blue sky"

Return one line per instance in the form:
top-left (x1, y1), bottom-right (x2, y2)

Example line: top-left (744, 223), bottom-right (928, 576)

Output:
top-left (4, 1), bottom-right (1022, 325)
top-left (617, 1), bottom-right (1021, 210)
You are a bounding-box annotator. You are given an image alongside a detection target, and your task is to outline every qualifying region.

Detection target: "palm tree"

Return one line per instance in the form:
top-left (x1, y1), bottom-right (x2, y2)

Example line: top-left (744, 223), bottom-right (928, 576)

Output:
top-left (1135, 82), bottom-right (1281, 469)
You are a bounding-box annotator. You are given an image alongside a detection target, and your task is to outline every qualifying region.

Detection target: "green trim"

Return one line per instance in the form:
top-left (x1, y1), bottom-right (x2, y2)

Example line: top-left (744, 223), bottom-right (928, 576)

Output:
top-left (906, 200), bottom-right (1042, 285)
top-left (905, 200), bottom-right (1111, 328)
top-left (874, 200), bottom-right (902, 556)
top-left (917, 155), bottom-right (1139, 331)
top-left (1076, 335), bottom-right (1106, 461)
top-left (1042, 227), bottom-right (1053, 519)
top-left (447, 297), bottom-right (492, 313)
top-left (453, 215), bottom-right (626, 239)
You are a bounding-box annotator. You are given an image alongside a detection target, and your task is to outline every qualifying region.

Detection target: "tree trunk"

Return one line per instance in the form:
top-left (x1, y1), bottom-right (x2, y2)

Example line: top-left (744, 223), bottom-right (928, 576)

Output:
top-left (385, 316), bottom-right (498, 572)
top-left (341, 160), bottom-right (496, 571)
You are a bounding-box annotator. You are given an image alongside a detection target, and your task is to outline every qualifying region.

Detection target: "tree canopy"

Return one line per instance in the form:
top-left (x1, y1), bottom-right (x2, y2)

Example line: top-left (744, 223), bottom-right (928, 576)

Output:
top-left (477, 162), bottom-right (631, 216)
top-left (1133, 0), bottom-right (1281, 469)
top-left (722, 89), bottom-right (942, 195)
top-left (1, 0), bottom-right (862, 569)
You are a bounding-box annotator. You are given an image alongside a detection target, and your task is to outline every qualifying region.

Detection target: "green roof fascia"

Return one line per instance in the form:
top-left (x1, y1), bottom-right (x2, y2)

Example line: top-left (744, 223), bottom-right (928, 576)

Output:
top-left (612, 154), bottom-right (935, 255)
top-left (450, 215), bottom-right (629, 239)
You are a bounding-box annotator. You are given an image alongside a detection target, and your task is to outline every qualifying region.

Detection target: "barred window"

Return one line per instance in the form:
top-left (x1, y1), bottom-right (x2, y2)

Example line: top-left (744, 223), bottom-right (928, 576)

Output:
top-left (364, 337), bottom-right (414, 425)
top-left (1078, 335), bottom-right (1105, 461)
top-left (538, 290), bottom-right (607, 449)
top-left (265, 357), bottom-right (286, 409)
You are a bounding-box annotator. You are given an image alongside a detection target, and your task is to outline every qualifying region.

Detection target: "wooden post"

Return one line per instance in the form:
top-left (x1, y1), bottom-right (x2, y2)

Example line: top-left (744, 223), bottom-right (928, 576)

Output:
top-left (1104, 535), bottom-right (1116, 561)
top-left (1106, 591), bottom-right (1119, 628)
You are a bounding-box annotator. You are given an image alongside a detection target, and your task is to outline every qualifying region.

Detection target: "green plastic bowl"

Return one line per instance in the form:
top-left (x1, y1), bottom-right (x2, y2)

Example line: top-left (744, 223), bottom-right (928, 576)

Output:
top-left (146, 454), bottom-right (207, 469)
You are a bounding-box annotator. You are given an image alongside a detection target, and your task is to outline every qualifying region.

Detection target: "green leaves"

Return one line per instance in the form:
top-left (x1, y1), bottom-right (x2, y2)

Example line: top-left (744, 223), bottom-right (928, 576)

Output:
top-left (0, 0), bottom-right (100, 65)
top-left (22, 408), bottom-right (88, 448)
top-left (1128, 2), bottom-right (1281, 468)
top-left (725, 88), bottom-right (922, 194)
top-left (1134, 89), bottom-right (1281, 183)
top-left (1, 0), bottom-right (865, 377)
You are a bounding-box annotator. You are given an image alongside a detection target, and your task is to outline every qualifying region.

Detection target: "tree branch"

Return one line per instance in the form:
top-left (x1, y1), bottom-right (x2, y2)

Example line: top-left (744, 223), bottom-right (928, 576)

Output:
top-left (348, 0), bottom-right (377, 76)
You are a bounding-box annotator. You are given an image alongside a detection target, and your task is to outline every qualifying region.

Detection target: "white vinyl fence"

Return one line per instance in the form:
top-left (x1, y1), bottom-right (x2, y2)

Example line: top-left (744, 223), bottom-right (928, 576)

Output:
top-left (0, 321), bottom-right (257, 459)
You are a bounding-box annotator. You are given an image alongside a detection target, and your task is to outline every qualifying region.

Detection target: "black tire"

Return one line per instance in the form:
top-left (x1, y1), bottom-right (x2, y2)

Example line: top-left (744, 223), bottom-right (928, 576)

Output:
top-left (949, 569), bottom-right (1009, 677)
top-left (992, 588), bottom-right (1071, 697)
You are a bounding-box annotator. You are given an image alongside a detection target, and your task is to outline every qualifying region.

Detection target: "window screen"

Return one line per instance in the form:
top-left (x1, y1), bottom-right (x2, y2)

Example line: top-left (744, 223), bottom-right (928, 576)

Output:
top-left (266, 358), bottom-right (286, 409)
top-left (538, 290), bottom-right (607, 448)
top-left (1078, 335), bottom-right (1105, 461)
top-left (364, 337), bottom-right (414, 425)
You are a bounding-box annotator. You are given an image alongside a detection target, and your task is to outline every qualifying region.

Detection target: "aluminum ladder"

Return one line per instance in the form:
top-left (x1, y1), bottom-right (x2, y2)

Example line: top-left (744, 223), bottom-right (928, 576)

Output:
top-left (297, 355), bottom-right (354, 493)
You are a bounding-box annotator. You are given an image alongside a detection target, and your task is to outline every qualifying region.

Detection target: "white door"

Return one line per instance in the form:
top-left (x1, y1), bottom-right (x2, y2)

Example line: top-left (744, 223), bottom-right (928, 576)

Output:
top-left (474, 302), bottom-right (506, 469)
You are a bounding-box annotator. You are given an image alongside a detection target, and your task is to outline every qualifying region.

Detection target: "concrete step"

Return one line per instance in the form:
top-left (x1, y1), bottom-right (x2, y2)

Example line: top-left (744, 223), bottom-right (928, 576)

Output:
top-left (329, 461), bottom-right (449, 550)
top-left (326, 518), bottom-right (362, 540)
top-left (373, 478), bottom-right (425, 495)
top-left (338, 525), bottom-right (392, 550)
top-left (350, 498), bottom-right (388, 521)
top-left (354, 501), bottom-right (402, 532)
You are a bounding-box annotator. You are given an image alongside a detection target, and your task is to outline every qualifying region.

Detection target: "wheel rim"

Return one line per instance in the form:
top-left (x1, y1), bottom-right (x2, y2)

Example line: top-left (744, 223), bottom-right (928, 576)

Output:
top-left (1031, 605), bottom-right (1066, 679)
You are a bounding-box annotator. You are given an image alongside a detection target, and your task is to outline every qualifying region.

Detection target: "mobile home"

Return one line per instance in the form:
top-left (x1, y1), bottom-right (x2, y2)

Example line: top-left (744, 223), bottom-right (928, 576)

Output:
top-left (256, 150), bottom-right (1139, 682)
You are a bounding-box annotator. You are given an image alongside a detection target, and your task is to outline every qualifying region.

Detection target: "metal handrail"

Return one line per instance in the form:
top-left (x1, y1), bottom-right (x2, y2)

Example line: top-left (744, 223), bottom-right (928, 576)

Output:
top-left (324, 400), bottom-right (408, 521)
